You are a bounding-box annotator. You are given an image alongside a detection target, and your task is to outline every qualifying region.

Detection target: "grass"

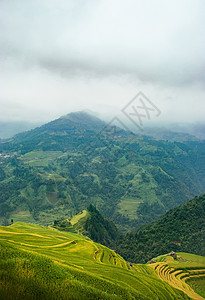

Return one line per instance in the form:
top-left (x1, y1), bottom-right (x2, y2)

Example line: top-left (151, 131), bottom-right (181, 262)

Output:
top-left (0, 222), bottom-right (191, 299)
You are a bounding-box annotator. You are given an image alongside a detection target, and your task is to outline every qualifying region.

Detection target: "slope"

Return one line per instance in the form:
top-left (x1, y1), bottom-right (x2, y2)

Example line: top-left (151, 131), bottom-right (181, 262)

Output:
top-left (149, 252), bottom-right (205, 300)
top-left (0, 111), bottom-right (205, 230)
top-left (53, 205), bottom-right (120, 248)
top-left (0, 222), bottom-right (190, 300)
top-left (117, 194), bottom-right (205, 263)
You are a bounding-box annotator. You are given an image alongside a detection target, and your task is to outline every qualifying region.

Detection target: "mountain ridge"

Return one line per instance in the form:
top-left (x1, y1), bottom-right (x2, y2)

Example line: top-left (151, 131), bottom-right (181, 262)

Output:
top-left (0, 111), bottom-right (205, 231)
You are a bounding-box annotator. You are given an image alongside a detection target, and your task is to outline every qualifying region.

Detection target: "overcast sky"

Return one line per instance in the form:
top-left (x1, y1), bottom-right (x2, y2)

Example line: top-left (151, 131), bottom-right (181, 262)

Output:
top-left (0, 0), bottom-right (205, 125)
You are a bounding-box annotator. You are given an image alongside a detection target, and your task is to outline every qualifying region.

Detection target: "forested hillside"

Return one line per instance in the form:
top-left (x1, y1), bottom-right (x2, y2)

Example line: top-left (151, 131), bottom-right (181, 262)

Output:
top-left (53, 205), bottom-right (120, 248)
top-left (117, 194), bottom-right (205, 263)
top-left (0, 112), bottom-right (205, 230)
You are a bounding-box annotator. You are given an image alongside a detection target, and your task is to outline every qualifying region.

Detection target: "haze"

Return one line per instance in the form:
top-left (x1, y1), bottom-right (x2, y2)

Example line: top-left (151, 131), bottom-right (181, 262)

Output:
top-left (1, 0), bottom-right (205, 125)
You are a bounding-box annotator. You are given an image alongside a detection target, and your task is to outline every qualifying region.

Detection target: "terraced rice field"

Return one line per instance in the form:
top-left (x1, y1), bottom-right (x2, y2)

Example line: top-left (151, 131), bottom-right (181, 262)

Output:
top-left (70, 210), bottom-right (88, 225)
top-left (20, 150), bottom-right (63, 167)
top-left (0, 222), bottom-right (191, 299)
top-left (149, 253), bottom-right (205, 300)
top-left (187, 277), bottom-right (205, 298)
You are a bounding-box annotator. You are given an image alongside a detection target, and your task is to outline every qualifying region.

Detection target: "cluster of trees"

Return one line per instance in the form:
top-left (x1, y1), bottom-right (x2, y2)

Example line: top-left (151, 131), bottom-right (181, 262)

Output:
top-left (116, 194), bottom-right (205, 263)
top-left (0, 113), bottom-right (205, 230)
top-left (84, 205), bottom-right (120, 247)
top-left (51, 194), bottom-right (205, 265)
top-left (53, 205), bottom-right (120, 248)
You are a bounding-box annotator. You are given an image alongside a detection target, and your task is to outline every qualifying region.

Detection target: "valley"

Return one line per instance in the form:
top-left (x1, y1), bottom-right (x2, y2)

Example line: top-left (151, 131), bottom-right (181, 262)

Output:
top-left (2, 1), bottom-right (205, 298)
top-left (0, 112), bottom-right (204, 299)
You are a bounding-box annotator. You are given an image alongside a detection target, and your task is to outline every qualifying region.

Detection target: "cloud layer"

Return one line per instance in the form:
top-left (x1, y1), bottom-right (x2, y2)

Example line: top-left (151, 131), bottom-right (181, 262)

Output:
top-left (0, 0), bottom-right (205, 123)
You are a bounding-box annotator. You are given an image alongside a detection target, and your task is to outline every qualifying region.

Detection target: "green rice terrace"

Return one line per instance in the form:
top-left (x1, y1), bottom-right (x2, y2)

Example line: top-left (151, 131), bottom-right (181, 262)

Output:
top-left (150, 252), bottom-right (205, 300)
top-left (0, 222), bottom-right (202, 299)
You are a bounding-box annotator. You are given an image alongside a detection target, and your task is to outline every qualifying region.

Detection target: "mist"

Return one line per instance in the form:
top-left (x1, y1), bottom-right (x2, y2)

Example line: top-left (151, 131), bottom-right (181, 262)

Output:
top-left (0, 0), bottom-right (205, 124)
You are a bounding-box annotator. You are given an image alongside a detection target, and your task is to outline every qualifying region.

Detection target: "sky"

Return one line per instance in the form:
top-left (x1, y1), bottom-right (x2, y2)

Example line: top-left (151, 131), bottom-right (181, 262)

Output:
top-left (0, 0), bottom-right (205, 126)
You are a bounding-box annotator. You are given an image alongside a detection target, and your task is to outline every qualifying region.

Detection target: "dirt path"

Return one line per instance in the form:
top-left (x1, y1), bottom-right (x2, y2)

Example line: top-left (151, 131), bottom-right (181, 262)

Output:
top-left (94, 249), bottom-right (100, 260)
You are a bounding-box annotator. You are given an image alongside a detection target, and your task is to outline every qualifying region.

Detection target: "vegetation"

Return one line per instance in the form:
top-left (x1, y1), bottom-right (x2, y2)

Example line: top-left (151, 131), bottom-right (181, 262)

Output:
top-left (116, 194), bottom-right (205, 263)
top-left (149, 252), bottom-right (205, 300)
top-left (0, 222), bottom-right (192, 299)
top-left (84, 204), bottom-right (119, 247)
top-left (53, 205), bottom-right (120, 248)
top-left (53, 210), bottom-right (89, 234)
top-left (0, 112), bottom-right (205, 231)
top-left (187, 277), bottom-right (205, 298)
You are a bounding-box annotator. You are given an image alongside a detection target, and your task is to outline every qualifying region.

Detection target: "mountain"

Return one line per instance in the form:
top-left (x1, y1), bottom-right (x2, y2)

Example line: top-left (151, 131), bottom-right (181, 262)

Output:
top-left (84, 204), bottom-right (119, 247)
top-left (0, 121), bottom-right (41, 139)
top-left (0, 111), bottom-right (205, 231)
top-left (141, 123), bottom-right (205, 142)
top-left (167, 123), bottom-right (205, 141)
top-left (53, 204), bottom-right (120, 248)
top-left (2, 111), bottom-right (106, 153)
top-left (142, 126), bottom-right (199, 142)
top-left (0, 222), bottom-right (196, 299)
top-left (117, 194), bottom-right (205, 263)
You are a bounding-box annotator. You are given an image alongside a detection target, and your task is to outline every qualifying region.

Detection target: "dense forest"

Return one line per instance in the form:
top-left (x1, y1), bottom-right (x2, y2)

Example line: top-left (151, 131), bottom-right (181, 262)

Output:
top-left (0, 112), bottom-right (205, 231)
top-left (116, 194), bottom-right (205, 263)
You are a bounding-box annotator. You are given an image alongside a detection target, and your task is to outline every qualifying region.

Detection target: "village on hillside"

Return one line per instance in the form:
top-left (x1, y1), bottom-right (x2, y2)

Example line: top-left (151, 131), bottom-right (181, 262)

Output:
top-left (0, 152), bottom-right (18, 164)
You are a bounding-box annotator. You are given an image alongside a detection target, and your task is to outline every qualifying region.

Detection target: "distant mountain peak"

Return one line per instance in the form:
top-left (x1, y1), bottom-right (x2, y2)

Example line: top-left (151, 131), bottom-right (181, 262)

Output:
top-left (9, 110), bottom-right (107, 147)
top-left (61, 111), bottom-right (104, 124)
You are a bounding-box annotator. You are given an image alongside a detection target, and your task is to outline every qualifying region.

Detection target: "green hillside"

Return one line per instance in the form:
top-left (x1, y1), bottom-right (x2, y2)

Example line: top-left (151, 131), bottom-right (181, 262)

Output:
top-left (53, 205), bottom-right (120, 248)
top-left (0, 222), bottom-right (192, 299)
top-left (117, 194), bottom-right (205, 263)
top-left (0, 112), bottom-right (205, 230)
top-left (149, 252), bottom-right (205, 300)
top-left (52, 210), bottom-right (89, 234)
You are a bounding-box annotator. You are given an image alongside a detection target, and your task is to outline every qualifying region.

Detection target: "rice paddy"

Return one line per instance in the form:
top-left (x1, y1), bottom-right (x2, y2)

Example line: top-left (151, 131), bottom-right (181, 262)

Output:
top-left (0, 222), bottom-right (193, 299)
top-left (149, 253), bottom-right (205, 300)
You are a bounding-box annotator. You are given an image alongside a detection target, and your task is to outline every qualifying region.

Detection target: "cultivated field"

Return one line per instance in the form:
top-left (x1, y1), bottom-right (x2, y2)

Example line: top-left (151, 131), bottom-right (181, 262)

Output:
top-left (149, 253), bottom-right (205, 300)
top-left (0, 222), bottom-right (192, 299)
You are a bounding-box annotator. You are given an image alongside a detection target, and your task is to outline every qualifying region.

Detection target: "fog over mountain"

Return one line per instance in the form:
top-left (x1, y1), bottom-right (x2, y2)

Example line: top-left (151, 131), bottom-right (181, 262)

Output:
top-left (0, 121), bottom-right (42, 139)
top-left (0, 0), bottom-right (205, 125)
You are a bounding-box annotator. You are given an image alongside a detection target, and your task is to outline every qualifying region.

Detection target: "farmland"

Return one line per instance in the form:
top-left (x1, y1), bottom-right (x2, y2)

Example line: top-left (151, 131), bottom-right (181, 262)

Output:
top-left (0, 222), bottom-right (192, 299)
top-left (150, 253), bottom-right (205, 300)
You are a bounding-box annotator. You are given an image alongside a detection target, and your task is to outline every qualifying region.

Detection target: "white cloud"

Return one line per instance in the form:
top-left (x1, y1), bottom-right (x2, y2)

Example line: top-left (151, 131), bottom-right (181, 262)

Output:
top-left (0, 0), bottom-right (205, 123)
